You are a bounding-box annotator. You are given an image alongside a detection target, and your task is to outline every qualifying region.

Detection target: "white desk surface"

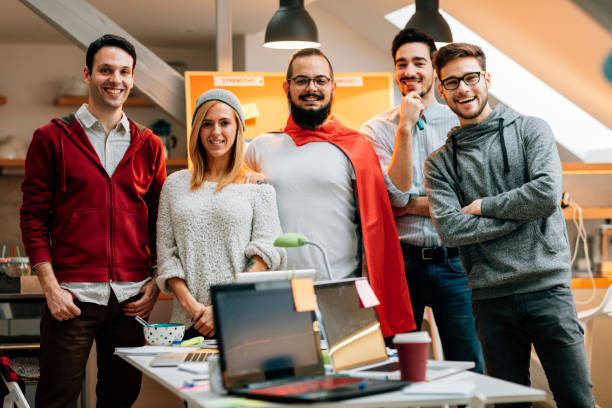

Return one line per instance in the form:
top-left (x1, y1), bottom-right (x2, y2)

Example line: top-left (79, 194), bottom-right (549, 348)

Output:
top-left (118, 353), bottom-right (546, 408)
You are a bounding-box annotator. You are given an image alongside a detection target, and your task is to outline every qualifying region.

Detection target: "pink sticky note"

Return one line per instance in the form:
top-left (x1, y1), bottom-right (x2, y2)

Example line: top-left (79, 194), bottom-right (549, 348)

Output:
top-left (355, 279), bottom-right (380, 308)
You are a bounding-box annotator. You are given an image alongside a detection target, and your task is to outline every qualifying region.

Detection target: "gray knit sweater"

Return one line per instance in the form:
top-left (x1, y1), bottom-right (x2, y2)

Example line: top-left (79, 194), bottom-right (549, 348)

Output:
top-left (156, 169), bottom-right (287, 325)
top-left (424, 104), bottom-right (571, 300)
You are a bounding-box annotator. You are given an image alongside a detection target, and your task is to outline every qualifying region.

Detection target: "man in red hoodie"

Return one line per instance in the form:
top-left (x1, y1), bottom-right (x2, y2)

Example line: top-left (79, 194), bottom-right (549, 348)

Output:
top-left (20, 34), bottom-right (166, 407)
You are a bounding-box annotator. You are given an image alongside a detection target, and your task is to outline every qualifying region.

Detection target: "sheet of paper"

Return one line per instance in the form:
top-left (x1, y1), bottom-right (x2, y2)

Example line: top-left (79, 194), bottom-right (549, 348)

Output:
top-left (403, 380), bottom-right (475, 395)
top-left (115, 346), bottom-right (198, 355)
top-left (178, 362), bottom-right (210, 375)
top-left (291, 278), bottom-right (317, 312)
top-left (208, 398), bottom-right (269, 407)
top-left (355, 279), bottom-right (380, 308)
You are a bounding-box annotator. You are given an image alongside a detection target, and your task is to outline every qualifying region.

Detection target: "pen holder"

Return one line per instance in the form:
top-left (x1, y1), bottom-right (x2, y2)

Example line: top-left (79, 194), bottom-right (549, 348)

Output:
top-left (0, 257), bottom-right (29, 293)
top-left (0, 257), bottom-right (29, 278)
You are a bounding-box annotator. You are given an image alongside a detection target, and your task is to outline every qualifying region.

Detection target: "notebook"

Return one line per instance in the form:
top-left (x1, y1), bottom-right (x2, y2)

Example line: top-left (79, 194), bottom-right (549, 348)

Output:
top-left (314, 278), bottom-right (475, 381)
top-left (210, 281), bottom-right (408, 402)
top-left (149, 349), bottom-right (217, 367)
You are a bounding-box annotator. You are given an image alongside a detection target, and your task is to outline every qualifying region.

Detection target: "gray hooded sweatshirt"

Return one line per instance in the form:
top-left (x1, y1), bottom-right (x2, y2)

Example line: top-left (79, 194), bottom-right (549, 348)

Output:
top-left (424, 104), bottom-right (571, 300)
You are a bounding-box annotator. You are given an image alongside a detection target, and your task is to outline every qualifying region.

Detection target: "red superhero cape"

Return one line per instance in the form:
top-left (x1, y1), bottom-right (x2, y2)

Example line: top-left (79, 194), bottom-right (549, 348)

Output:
top-left (283, 116), bottom-right (416, 337)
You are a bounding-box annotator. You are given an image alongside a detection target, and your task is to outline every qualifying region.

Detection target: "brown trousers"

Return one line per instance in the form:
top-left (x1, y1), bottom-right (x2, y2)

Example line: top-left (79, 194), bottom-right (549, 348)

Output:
top-left (36, 293), bottom-right (144, 408)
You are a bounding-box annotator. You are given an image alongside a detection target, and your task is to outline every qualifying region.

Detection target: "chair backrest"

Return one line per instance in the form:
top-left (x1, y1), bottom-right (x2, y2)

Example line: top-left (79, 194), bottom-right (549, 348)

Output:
top-left (601, 284), bottom-right (612, 315)
top-left (0, 354), bottom-right (29, 408)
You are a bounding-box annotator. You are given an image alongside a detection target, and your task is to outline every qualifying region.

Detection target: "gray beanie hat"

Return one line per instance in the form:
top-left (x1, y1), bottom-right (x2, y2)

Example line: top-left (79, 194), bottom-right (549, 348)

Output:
top-left (192, 88), bottom-right (245, 131)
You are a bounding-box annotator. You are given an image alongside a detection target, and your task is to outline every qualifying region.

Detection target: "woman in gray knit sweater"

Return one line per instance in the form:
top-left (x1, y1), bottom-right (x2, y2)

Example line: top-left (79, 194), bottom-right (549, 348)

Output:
top-left (156, 89), bottom-right (286, 338)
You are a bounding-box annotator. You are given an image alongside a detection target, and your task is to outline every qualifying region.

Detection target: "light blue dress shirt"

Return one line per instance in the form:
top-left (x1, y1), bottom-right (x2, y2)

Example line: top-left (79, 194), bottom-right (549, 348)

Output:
top-left (361, 101), bottom-right (459, 247)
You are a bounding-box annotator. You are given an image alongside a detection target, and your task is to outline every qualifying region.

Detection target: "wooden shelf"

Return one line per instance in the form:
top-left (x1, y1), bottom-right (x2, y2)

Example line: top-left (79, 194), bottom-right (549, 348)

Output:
top-left (562, 162), bottom-right (612, 175)
top-left (564, 207), bottom-right (612, 220)
top-left (0, 159), bottom-right (187, 171)
top-left (54, 95), bottom-right (154, 107)
top-left (571, 278), bottom-right (612, 289)
top-left (0, 159), bottom-right (25, 167)
top-left (166, 158), bottom-right (187, 167)
top-left (0, 96), bottom-right (6, 105)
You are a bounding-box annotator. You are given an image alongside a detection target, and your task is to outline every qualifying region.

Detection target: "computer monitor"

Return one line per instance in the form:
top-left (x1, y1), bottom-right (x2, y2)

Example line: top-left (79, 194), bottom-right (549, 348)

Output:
top-left (211, 281), bottom-right (324, 389)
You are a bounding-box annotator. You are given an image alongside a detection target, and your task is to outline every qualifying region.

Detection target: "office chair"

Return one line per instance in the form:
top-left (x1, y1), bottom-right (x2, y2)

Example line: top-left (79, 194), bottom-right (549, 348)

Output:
top-left (423, 306), bottom-right (444, 361)
top-left (0, 355), bottom-right (29, 408)
top-left (578, 284), bottom-right (612, 367)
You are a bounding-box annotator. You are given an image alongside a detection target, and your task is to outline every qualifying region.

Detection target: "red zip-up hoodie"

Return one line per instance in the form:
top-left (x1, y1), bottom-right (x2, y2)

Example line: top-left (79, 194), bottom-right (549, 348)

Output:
top-left (20, 114), bottom-right (166, 283)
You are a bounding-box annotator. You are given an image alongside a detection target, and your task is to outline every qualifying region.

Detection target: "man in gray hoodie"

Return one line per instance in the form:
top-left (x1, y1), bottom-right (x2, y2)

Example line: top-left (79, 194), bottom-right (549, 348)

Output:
top-left (424, 42), bottom-right (594, 408)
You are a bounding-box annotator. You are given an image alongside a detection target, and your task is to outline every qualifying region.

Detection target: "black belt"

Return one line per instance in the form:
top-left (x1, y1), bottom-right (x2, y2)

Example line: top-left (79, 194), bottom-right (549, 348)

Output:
top-left (401, 243), bottom-right (459, 261)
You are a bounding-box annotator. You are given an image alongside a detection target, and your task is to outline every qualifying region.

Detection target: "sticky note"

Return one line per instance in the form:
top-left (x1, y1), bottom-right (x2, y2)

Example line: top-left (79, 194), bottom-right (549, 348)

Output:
top-left (291, 278), bottom-right (317, 312)
top-left (355, 279), bottom-right (380, 308)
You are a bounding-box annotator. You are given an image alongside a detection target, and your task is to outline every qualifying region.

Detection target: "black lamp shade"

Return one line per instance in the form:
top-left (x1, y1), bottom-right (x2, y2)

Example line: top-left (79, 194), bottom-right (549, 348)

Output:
top-left (405, 0), bottom-right (452, 43)
top-left (264, 0), bottom-right (320, 49)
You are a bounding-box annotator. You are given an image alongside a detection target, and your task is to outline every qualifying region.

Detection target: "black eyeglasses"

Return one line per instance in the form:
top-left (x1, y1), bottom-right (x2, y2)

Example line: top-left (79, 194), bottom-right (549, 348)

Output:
top-left (440, 71), bottom-right (485, 90)
top-left (289, 75), bottom-right (331, 88)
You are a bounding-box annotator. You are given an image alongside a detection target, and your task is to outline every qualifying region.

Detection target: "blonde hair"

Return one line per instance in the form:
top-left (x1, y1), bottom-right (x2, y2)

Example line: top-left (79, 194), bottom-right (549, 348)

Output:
top-left (189, 100), bottom-right (251, 192)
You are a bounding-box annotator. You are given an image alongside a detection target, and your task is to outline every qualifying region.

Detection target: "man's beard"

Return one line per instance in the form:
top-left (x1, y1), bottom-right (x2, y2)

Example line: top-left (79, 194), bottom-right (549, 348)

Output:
top-left (399, 75), bottom-right (433, 99)
top-left (452, 95), bottom-right (489, 120)
top-left (289, 96), bottom-right (332, 130)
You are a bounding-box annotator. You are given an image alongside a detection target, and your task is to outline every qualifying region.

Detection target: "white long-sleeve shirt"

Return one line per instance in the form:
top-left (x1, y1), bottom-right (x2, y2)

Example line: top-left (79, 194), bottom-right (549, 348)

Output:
top-left (156, 169), bottom-right (287, 326)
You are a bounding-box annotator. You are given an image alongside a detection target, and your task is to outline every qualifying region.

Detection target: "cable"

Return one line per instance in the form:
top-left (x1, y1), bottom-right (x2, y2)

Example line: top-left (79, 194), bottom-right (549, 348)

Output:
top-left (567, 199), bottom-right (597, 305)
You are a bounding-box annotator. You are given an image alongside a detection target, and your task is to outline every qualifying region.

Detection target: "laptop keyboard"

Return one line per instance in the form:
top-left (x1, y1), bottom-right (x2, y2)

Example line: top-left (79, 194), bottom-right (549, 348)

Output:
top-left (249, 376), bottom-right (363, 396)
top-left (183, 351), bottom-right (212, 363)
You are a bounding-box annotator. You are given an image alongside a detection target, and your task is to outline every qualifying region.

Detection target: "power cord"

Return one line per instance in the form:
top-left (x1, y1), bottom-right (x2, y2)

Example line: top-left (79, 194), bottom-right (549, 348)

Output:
top-left (564, 192), bottom-right (597, 305)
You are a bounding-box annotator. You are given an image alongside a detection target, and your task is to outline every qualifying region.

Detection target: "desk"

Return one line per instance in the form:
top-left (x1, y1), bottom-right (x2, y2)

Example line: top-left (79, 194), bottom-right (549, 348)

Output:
top-left (118, 353), bottom-right (546, 408)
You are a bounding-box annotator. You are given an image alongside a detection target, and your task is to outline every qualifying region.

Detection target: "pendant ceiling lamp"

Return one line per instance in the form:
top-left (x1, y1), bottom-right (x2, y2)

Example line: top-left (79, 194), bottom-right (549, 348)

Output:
top-left (404, 0), bottom-right (453, 44)
top-left (264, 0), bottom-right (320, 49)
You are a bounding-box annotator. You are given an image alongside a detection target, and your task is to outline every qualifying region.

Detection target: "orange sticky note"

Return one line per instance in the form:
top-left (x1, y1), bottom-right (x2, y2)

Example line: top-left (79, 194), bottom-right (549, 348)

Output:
top-left (291, 278), bottom-right (317, 312)
top-left (355, 279), bottom-right (380, 308)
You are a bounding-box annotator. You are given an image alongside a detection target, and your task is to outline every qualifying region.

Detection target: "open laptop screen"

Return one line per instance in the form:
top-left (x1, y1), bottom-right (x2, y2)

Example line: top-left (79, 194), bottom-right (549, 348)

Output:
top-left (315, 279), bottom-right (388, 371)
top-left (211, 282), bottom-right (324, 389)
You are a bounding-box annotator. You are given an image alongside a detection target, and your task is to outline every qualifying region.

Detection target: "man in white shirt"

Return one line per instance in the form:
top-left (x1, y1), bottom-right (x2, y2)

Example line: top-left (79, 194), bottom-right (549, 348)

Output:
top-left (245, 48), bottom-right (416, 339)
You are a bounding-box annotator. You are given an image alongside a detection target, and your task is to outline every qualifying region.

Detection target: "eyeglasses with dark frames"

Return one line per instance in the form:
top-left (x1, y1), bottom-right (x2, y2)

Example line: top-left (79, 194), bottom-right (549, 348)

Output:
top-left (289, 75), bottom-right (332, 88)
top-left (440, 71), bottom-right (486, 90)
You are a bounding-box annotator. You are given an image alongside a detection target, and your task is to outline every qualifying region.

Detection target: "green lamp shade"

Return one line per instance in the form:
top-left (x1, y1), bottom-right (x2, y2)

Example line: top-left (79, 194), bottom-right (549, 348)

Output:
top-left (274, 233), bottom-right (308, 247)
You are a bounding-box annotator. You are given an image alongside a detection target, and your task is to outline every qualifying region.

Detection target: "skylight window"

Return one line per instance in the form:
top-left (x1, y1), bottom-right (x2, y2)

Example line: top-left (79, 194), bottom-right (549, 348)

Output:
top-left (386, 5), bottom-right (612, 162)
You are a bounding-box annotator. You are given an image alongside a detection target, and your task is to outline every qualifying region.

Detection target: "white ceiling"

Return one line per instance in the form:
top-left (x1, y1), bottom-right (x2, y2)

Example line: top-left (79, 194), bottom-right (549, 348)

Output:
top-left (2, 0), bottom-right (280, 46)
top-left (3, 0), bottom-right (611, 158)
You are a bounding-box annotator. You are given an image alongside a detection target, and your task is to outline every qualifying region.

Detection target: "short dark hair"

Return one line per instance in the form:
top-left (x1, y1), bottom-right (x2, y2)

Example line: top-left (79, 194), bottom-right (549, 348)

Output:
top-left (391, 28), bottom-right (436, 62)
top-left (86, 34), bottom-right (137, 74)
top-left (433, 42), bottom-right (486, 78)
top-left (286, 48), bottom-right (334, 81)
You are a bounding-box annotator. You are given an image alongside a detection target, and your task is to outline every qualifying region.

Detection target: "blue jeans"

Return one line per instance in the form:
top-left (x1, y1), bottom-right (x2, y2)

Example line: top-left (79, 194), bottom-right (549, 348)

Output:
top-left (472, 285), bottom-right (595, 408)
top-left (403, 254), bottom-right (484, 374)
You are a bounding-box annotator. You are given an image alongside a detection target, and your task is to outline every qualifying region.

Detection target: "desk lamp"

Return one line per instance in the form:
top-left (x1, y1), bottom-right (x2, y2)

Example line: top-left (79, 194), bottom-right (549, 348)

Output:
top-left (274, 232), bottom-right (333, 352)
top-left (274, 233), bottom-right (333, 281)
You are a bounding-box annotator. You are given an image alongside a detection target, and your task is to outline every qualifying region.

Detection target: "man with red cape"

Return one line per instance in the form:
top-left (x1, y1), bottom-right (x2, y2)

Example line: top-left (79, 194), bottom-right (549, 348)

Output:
top-left (245, 48), bottom-right (415, 338)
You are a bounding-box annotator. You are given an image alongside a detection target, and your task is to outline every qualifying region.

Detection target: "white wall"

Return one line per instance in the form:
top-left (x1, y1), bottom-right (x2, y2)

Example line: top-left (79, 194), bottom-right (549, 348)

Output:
top-left (0, 42), bottom-right (217, 161)
top-left (244, 4), bottom-right (391, 73)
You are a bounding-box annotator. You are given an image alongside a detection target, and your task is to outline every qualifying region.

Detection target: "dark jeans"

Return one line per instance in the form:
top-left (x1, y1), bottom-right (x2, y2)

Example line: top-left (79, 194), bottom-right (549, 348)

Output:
top-left (402, 254), bottom-right (484, 374)
top-left (36, 293), bottom-right (145, 408)
top-left (472, 285), bottom-right (595, 408)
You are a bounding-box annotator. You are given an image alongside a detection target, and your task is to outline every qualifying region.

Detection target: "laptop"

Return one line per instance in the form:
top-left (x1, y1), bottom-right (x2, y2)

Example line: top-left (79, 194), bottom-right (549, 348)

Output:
top-left (314, 278), bottom-right (474, 381)
top-left (210, 281), bottom-right (408, 402)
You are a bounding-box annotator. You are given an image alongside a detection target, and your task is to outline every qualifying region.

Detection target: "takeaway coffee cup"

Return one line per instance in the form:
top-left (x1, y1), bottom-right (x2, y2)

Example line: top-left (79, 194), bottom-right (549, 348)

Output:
top-left (393, 331), bottom-right (431, 382)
